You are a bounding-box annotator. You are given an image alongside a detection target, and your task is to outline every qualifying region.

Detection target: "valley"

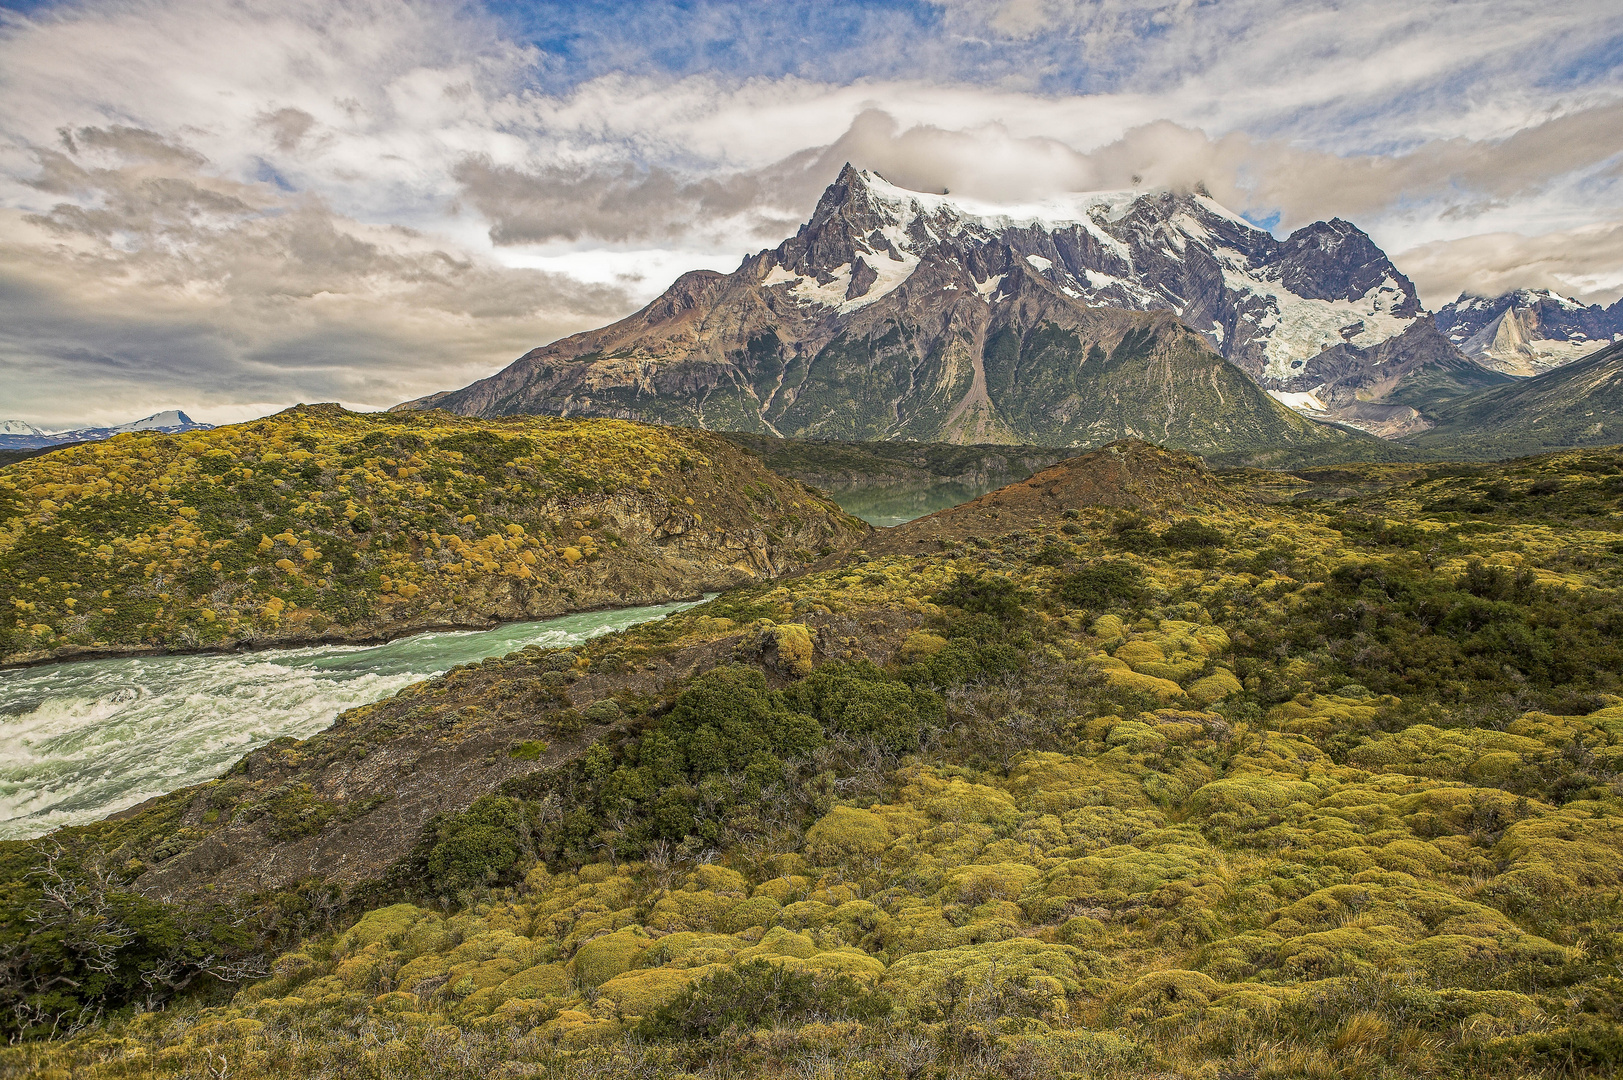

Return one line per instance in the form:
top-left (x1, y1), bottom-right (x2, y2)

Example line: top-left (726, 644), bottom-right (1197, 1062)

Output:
top-left (717, 433), bottom-right (1068, 526)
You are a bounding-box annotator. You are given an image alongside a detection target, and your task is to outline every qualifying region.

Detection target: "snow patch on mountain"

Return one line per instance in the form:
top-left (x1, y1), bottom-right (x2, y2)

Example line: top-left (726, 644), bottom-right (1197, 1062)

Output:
top-left (1268, 388), bottom-right (1328, 412)
top-left (764, 251), bottom-right (921, 313)
top-left (860, 171), bottom-right (1138, 260)
top-left (111, 409), bottom-right (198, 433)
top-left (1222, 263), bottom-right (1416, 379)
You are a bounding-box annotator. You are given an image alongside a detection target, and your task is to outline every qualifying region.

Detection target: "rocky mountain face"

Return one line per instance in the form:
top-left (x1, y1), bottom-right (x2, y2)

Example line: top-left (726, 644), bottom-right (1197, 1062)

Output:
top-left (406, 168), bottom-right (1409, 460)
top-left (748, 167), bottom-right (1432, 387)
top-left (1434, 289), bottom-right (1623, 377)
top-left (0, 409), bottom-right (212, 450)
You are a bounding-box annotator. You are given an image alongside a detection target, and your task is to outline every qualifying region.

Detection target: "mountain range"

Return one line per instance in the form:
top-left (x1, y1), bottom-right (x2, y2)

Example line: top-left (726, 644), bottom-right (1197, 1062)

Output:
top-left (401, 166), bottom-right (1618, 458)
top-left (0, 409), bottom-right (211, 450)
top-left (401, 167), bottom-right (1451, 461)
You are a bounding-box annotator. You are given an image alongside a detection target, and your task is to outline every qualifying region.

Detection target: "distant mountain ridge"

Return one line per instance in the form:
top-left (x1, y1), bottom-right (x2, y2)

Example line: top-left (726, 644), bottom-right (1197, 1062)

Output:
top-left (399, 167), bottom-right (1413, 462)
top-left (1433, 289), bottom-right (1623, 376)
top-left (0, 409), bottom-right (211, 450)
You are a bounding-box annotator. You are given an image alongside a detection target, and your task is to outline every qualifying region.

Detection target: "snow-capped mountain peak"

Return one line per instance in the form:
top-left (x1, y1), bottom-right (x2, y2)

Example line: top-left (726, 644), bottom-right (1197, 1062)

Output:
top-left (0, 409), bottom-right (212, 450)
top-left (408, 165), bottom-right (1499, 445)
top-left (755, 164), bottom-right (1425, 389)
top-left (109, 410), bottom-right (201, 433)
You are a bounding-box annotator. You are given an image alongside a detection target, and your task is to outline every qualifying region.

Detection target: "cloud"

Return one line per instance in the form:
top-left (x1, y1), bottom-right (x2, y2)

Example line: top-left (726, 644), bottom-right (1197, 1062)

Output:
top-left (257, 108), bottom-right (319, 155)
top-left (1394, 221), bottom-right (1623, 308)
top-left (452, 156), bottom-right (772, 245)
top-left (451, 103), bottom-right (1623, 266)
top-left (0, 0), bottom-right (638, 427)
top-left (0, 128), bottom-right (630, 429)
top-left (810, 106), bottom-right (1623, 234)
top-left (61, 124), bottom-right (208, 168)
top-left (925, 0), bottom-right (1621, 120)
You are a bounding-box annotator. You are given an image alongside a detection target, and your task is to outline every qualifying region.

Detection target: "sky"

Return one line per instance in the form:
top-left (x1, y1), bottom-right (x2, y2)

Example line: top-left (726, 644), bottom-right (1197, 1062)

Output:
top-left (1, 0), bottom-right (1620, 429)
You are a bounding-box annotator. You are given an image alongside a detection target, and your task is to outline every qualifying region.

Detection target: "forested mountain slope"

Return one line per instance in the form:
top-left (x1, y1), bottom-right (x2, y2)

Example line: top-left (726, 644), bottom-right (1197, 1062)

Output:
top-left (1406, 338), bottom-right (1623, 458)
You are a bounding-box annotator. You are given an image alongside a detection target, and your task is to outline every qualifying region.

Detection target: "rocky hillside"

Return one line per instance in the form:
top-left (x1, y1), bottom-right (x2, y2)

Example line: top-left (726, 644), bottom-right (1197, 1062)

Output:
top-left (10, 438), bottom-right (1623, 1076)
top-left (400, 167), bottom-right (1462, 451)
top-left (1404, 338), bottom-right (1623, 458)
top-left (0, 406), bottom-right (864, 666)
top-left (1435, 289), bottom-right (1623, 376)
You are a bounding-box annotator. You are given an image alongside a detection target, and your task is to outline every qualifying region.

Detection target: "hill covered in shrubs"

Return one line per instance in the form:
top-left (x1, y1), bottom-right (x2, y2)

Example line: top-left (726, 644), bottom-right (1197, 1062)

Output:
top-left (0, 406), bottom-right (863, 666)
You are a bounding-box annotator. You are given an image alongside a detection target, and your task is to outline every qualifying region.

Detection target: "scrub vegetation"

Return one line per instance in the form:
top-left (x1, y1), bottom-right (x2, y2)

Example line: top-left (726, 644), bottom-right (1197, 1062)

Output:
top-left (0, 405), bottom-right (860, 665)
top-left (6, 438), bottom-right (1623, 1078)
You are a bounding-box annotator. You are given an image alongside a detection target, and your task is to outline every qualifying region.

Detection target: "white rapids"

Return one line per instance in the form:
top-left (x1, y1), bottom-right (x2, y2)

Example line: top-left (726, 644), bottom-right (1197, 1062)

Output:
top-left (0, 599), bottom-right (700, 840)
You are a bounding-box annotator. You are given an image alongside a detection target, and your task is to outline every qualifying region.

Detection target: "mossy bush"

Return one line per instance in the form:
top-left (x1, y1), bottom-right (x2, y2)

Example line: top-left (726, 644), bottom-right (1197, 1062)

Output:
top-left (639, 959), bottom-right (891, 1039)
top-left (0, 842), bottom-right (257, 1041)
top-left (415, 796), bottom-right (533, 893)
